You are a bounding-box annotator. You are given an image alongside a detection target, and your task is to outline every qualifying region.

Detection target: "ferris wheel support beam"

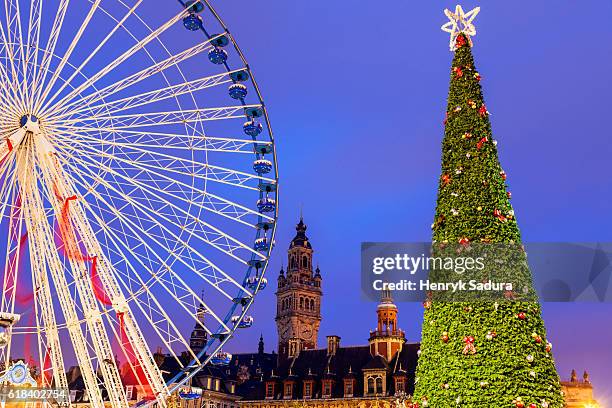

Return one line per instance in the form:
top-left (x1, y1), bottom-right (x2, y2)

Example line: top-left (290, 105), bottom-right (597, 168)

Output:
top-left (17, 146), bottom-right (69, 400)
top-left (0, 178), bottom-right (22, 367)
top-left (14, 139), bottom-right (100, 406)
top-left (67, 212), bottom-right (169, 407)
top-left (43, 36), bottom-right (218, 119)
top-left (35, 143), bottom-right (128, 408)
top-left (40, 7), bottom-right (188, 115)
top-left (45, 155), bottom-right (168, 407)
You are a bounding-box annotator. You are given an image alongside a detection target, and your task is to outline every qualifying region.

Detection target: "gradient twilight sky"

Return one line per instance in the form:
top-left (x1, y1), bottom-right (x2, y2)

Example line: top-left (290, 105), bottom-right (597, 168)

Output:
top-left (209, 0), bottom-right (612, 403)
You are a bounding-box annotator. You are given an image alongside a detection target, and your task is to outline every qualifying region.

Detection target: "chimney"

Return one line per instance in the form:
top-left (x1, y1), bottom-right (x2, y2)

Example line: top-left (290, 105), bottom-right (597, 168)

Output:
top-left (327, 335), bottom-right (341, 355)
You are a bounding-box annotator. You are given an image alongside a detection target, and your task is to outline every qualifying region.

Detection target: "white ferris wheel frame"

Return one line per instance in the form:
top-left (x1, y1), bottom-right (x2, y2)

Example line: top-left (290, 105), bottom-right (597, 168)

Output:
top-left (0, 0), bottom-right (278, 406)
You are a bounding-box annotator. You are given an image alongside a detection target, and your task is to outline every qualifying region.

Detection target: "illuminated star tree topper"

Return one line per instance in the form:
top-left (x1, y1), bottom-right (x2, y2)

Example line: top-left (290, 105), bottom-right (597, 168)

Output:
top-left (441, 5), bottom-right (481, 51)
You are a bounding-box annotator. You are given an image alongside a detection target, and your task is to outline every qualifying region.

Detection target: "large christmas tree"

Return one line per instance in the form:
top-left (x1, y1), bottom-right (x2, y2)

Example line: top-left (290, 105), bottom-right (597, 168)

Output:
top-left (412, 7), bottom-right (564, 408)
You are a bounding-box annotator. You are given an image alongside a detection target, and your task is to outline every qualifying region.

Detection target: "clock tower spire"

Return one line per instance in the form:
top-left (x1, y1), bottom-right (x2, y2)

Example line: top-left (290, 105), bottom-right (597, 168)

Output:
top-left (275, 216), bottom-right (322, 361)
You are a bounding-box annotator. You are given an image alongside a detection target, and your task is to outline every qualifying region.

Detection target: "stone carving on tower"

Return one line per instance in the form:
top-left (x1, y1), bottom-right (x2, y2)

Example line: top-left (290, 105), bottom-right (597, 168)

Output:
top-left (276, 217), bottom-right (322, 361)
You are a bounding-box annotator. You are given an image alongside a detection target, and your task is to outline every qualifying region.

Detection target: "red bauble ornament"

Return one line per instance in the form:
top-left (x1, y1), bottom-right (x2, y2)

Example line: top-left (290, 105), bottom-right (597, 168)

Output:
top-left (474, 72), bottom-right (482, 81)
top-left (529, 404), bottom-right (537, 408)
top-left (517, 312), bottom-right (526, 320)
top-left (478, 105), bottom-right (488, 116)
top-left (507, 191), bottom-right (512, 199)
top-left (453, 66), bottom-right (463, 78)
top-left (500, 171), bottom-right (507, 180)
top-left (441, 332), bottom-right (450, 343)
top-left (515, 401), bottom-right (525, 408)
top-left (442, 174), bottom-right (451, 186)
top-left (458, 237), bottom-right (470, 246)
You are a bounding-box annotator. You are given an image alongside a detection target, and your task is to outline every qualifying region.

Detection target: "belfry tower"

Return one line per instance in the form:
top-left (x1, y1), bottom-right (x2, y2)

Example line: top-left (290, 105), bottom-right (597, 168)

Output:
top-left (368, 290), bottom-right (406, 361)
top-left (275, 217), bottom-right (322, 361)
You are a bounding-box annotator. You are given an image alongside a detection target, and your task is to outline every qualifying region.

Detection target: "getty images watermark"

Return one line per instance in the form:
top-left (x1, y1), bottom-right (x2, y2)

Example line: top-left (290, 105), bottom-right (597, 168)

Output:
top-left (361, 242), bottom-right (612, 302)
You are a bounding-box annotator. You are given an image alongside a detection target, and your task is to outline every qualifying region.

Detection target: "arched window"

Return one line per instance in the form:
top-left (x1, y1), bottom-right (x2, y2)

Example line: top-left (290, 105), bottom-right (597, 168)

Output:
top-left (367, 378), bottom-right (375, 395)
top-left (375, 377), bottom-right (383, 394)
top-left (302, 255), bottom-right (308, 269)
top-left (310, 299), bottom-right (315, 310)
top-left (299, 297), bottom-right (304, 309)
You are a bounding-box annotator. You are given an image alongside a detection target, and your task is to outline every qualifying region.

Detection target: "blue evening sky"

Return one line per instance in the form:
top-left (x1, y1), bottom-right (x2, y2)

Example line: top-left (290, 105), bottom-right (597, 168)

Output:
top-left (214, 0), bottom-right (612, 403)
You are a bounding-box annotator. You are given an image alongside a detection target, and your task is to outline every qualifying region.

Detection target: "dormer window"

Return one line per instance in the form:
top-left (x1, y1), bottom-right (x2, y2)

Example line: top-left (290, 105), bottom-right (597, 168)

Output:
top-left (343, 379), bottom-right (354, 397)
top-left (283, 382), bottom-right (293, 399)
top-left (322, 379), bottom-right (334, 398)
top-left (395, 377), bottom-right (406, 393)
top-left (364, 373), bottom-right (385, 396)
top-left (265, 382), bottom-right (275, 399)
top-left (303, 381), bottom-right (313, 399)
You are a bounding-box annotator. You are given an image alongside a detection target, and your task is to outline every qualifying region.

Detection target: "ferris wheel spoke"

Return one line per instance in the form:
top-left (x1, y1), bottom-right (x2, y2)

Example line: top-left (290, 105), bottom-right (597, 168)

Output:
top-left (0, 29), bottom-right (24, 112)
top-left (35, 0), bottom-right (103, 113)
top-left (48, 125), bottom-right (270, 153)
top-left (40, 0), bottom-right (146, 117)
top-left (58, 105), bottom-right (256, 130)
top-left (53, 70), bottom-right (236, 121)
top-left (40, 7), bottom-right (188, 115)
top-left (58, 150), bottom-right (264, 285)
top-left (3, 0), bottom-right (25, 80)
top-left (55, 137), bottom-right (273, 226)
top-left (68, 190), bottom-right (216, 359)
top-left (85, 131), bottom-right (266, 154)
top-left (55, 144), bottom-right (254, 289)
top-left (54, 131), bottom-right (274, 192)
top-left (43, 37), bottom-right (217, 119)
top-left (23, 0), bottom-right (42, 82)
top-left (0, 52), bottom-right (19, 109)
top-left (56, 163), bottom-right (236, 334)
top-left (32, 0), bottom-right (70, 108)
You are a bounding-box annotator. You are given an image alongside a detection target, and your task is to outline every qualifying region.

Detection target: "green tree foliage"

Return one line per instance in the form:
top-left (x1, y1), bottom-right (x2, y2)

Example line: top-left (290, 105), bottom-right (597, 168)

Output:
top-left (412, 34), bottom-right (564, 408)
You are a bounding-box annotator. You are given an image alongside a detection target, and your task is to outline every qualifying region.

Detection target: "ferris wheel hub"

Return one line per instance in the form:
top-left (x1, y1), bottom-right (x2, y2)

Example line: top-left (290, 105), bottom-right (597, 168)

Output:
top-left (19, 114), bottom-right (42, 134)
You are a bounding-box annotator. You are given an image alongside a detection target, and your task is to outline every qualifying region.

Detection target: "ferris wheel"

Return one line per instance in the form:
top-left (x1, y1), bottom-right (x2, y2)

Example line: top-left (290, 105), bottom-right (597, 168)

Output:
top-left (0, 0), bottom-right (278, 406)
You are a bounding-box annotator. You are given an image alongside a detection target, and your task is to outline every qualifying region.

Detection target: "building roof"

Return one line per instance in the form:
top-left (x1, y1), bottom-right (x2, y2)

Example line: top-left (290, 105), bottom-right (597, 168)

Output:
top-left (242, 342), bottom-right (419, 401)
top-left (289, 217), bottom-right (311, 249)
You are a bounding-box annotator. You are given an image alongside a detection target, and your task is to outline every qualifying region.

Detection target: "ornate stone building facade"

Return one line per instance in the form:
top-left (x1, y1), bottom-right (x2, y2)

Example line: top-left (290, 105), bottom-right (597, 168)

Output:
top-left (276, 217), bottom-right (322, 360)
top-left (238, 218), bottom-right (418, 408)
top-left (560, 369), bottom-right (599, 408)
